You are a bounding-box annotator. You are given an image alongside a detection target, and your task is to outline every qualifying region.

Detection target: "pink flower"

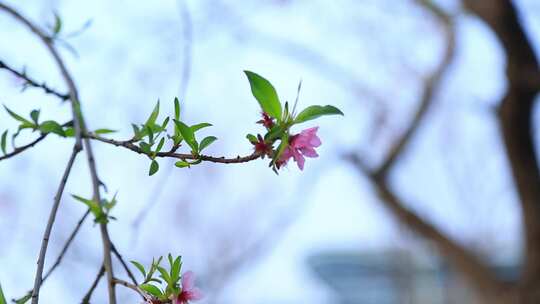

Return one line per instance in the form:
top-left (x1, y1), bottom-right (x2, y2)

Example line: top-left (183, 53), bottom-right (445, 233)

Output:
top-left (174, 271), bottom-right (203, 304)
top-left (278, 127), bottom-right (321, 170)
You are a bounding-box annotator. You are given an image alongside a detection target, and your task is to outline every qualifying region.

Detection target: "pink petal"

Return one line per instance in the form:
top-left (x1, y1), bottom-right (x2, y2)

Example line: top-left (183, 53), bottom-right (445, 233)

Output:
top-left (292, 150), bottom-right (305, 170)
top-left (299, 147), bottom-right (318, 158)
top-left (182, 271), bottom-right (195, 291)
top-left (187, 288), bottom-right (204, 301)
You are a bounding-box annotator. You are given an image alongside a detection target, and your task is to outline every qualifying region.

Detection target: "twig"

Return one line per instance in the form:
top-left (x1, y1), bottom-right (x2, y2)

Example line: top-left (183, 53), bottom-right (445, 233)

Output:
top-left (81, 265), bottom-right (105, 304)
top-left (86, 133), bottom-right (261, 164)
top-left (13, 210), bottom-right (90, 303)
top-left (0, 133), bottom-right (48, 161)
top-left (31, 145), bottom-right (81, 303)
top-left (110, 243), bottom-right (138, 286)
top-left (112, 279), bottom-right (148, 301)
top-left (0, 3), bottom-right (117, 302)
top-left (0, 59), bottom-right (69, 101)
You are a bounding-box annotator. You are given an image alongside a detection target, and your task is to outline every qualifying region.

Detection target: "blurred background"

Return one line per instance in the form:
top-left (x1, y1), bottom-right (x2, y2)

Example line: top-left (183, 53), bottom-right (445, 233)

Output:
top-left (0, 0), bottom-right (539, 303)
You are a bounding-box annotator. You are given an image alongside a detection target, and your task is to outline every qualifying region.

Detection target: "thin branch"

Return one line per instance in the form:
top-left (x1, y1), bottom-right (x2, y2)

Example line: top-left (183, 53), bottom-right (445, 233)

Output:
top-left (0, 133), bottom-right (48, 161)
top-left (86, 133), bottom-right (262, 164)
top-left (112, 279), bottom-right (148, 301)
top-left (13, 210), bottom-right (90, 303)
top-left (0, 4), bottom-right (117, 302)
top-left (81, 265), bottom-right (105, 304)
top-left (375, 0), bottom-right (454, 178)
top-left (110, 243), bottom-right (138, 286)
top-left (31, 145), bottom-right (81, 303)
top-left (0, 59), bottom-right (69, 101)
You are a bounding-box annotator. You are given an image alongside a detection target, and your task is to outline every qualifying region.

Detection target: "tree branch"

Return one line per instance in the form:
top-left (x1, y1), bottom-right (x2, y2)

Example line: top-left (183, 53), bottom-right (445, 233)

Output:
top-left (347, 0), bottom-right (508, 298)
top-left (30, 145), bottom-right (81, 303)
top-left (0, 59), bottom-right (69, 101)
top-left (81, 265), bottom-right (105, 304)
top-left (86, 133), bottom-right (262, 164)
top-left (0, 133), bottom-right (48, 161)
top-left (0, 3), bottom-right (117, 302)
top-left (110, 243), bottom-right (138, 286)
top-left (464, 0), bottom-right (540, 300)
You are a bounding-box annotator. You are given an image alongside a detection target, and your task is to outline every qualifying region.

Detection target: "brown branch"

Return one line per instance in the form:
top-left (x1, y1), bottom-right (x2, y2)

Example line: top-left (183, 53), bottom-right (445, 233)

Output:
top-left (464, 0), bottom-right (540, 300)
top-left (112, 279), bottom-right (148, 301)
top-left (81, 265), bottom-right (105, 304)
top-left (0, 3), bottom-right (117, 302)
top-left (31, 145), bottom-right (81, 303)
top-left (347, 0), bottom-right (509, 299)
top-left (110, 243), bottom-right (138, 286)
top-left (86, 133), bottom-right (262, 164)
top-left (0, 133), bottom-right (48, 161)
top-left (0, 59), bottom-right (69, 101)
top-left (375, 0), bottom-right (454, 178)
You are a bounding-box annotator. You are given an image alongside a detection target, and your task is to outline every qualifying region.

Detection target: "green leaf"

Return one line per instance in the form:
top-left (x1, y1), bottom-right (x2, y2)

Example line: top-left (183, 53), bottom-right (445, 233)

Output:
top-left (161, 117), bottom-right (170, 130)
top-left (157, 266), bottom-right (171, 284)
top-left (145, 101), bottom-right (160, 128)
top-left (155, 137), bottom-right (165, 153)
top-left (0, 283), bottom-right (6, 304)
top-left (140, 284), bottom-right (162, 297)
top-left (94, 128), bottom-right (116, 134)
top-left (174, 120), bottom-right (198, 152)
top-left (190, 123), bottom-right (212, 133)
top-left (246, 134), bottom-right (257, 144)
top-left (264, 125), bottom-right (284, 141)
top-left (199, 136), bottom-right (217, 152)
top-left (175, 161), bottom-right (190, 168)
top-left (130, 261), bottom-right (147, 278)
top-left (4, 106), bottom-right (33, 126)
top-left (174, 97), bottom-right (181, 121)
top-left (1, 131), bottom-right (7, 155)
top-left (104, 192), bottom-right (118, 211)
top-left (30, 109), bottom-right (40, 124)
top-left (294, 105), bottom-right (343, 124)
top-left (39, 121), bottom-right (65, 137)
top-left (53, 12), bottom-right (62, 34)
top-left (272, 133), bottom-right (289, 165)
top-left (14, 294), bottom-right (31, 304)
top-left (171, 256), bottom-right (182, 283)
top-left (149, 160), bottom-right (159, 176)
top-left (244, 71), bottom-right (282, 120)
top-left (71, 194), bottom-right (101, 219)
top-left (140, 142), bottom-right (151, 154)
top-left (131, 124), bottom-right (141, 139)
top-left (64, 127), bottom-right (75, 137)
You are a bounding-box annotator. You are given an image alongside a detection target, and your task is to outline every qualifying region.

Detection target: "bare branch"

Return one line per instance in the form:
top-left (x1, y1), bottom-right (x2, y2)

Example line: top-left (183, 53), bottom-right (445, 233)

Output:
top-left (81, 265), bottom-right (105, 304)
top-left (31, 145), bottom-right (81, 303)
top-left (0, 59), bottom-right (69, 101)
top-left (0, 134), bottom-right (48, 161)
top-left (13, 210), bottom-right (90, 303)
top-left (110, 243), bottom-right (138, 286)
top-left (0, 3), bottom-right (117, 302)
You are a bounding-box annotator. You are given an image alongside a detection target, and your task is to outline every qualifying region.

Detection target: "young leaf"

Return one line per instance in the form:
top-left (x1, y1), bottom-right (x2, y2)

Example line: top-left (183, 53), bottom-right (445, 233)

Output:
top-left (63, 127), bottom-right (75, 137)
top-left (130, 261), bottom-right (147, 278)
top-left (174, 97), bottom-right (181, 121)
top-left (132, 124), bottom-right (141, 139)
top-left (94, 128), bottom-right (116, 134)
top-left (161, 117), bottom-right (170, 130)
top-left (246, 134), bottom-right (258, 144)
top-left (104, 192), bottom-right (118, 211)
top-left (139, 284), bottom-right (162, 298)
top-left (53, 12), bottom-right (62, 35)
top-left (244, 71), bottom-right (282, 120)
top-left (155, 137), bottom-right (165, 153)
top-left (4, 106), bottom-right (33, 125)
top-left (145, 101), bottom-right (160, 128)
top-left (0, 283), bottom-right (6, 304)
top-left (140, 142), bottom-right (151, 154)
top-left (1, 131), bottom-right (7, 155)
top-left (271, 133), bottom-right (289, 165)
top-left (157, 266), bottom-right (171, 285)
top-left (14, 294), bottom-right (31, 304)
top-left (171, 256), bottom-right (182, 283)
top-left (294, 105), bottom-right (343, 124)
top-left (149, 160), bottom-right (159, 176)
top-left (71, 194), bottom-right (101, 219)
top-left (174, 120), bottom-right (198, 152)
top-left (30, 109), bottom-right (40, 124)
top-left (175, 161), bottom-right (190, 168)
top-left (190, 123), bottom-right (212, 133)
top-left (199, 136), bottom-right (217, 152)
top-left (39, 121), bottom-right (66, 137)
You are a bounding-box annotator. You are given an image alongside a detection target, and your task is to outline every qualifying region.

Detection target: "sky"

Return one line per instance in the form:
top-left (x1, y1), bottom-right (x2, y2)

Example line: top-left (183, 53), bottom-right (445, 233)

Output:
top-left (1, 0), bottom-right (539, 303)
